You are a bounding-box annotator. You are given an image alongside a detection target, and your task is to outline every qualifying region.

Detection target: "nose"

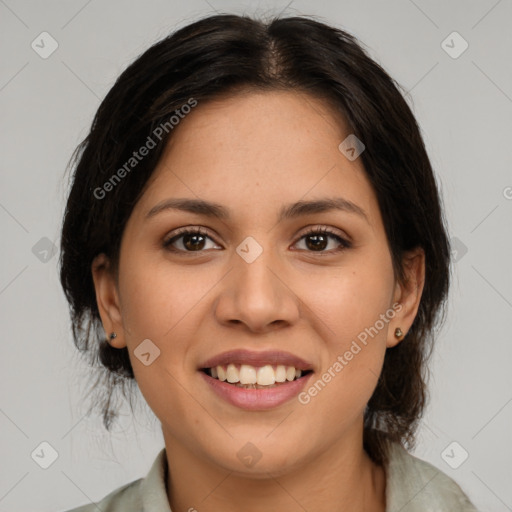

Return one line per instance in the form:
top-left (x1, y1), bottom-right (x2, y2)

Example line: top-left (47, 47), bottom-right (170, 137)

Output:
top-left (213, 245), bottom-right (301, 334)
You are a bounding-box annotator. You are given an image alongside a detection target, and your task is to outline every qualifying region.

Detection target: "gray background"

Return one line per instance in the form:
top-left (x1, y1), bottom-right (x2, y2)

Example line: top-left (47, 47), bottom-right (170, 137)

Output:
top-left (1, 0), bottom-right (511, 510)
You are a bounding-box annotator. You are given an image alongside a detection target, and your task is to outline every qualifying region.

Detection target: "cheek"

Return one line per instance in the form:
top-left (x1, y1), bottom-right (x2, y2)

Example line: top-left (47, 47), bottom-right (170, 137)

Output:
top-left (299, 252), bottom-right (395, 345)
top-left (297, 253), bottom-right (394, 406)
top-left (333, 274), bottom-right (394, 345)
top-left (116, 257), bottom-right (203, 420)
top-left (118, 254), bottom-right (207, 340)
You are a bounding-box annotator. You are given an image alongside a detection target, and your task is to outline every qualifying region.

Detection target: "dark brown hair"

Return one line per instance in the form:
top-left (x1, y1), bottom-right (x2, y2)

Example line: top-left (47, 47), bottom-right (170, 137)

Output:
top-left (59, 12), bottom-right (451, 466)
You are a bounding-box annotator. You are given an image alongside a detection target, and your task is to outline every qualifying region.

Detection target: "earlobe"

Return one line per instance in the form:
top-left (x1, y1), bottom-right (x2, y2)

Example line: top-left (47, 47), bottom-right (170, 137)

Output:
top-left (91, 253), bottom-right (127, 349)
top-left (387, 247), bottom-right (425, 348)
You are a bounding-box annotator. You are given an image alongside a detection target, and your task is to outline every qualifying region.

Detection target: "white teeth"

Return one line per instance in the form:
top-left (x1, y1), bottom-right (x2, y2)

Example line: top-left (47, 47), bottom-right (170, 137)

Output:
top-left (275, 365), bottom-right (287, 382)
top-left (226, 363), bottom-right (239, 383)
top-left (208, 363), bottom-right (307, 385)
top-left (217, 366), bottom-right (227, 381)
top-left (257, 365), bottom-right (275, 385)
top-left (286, 366), bottom-right (296, 381)
top-left (239, 364), bottom-right (257, 385)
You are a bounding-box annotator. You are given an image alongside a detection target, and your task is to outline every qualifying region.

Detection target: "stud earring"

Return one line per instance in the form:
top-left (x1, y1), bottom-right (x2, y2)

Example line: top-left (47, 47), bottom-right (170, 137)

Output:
top-left (109, 332), bottom-right (117, 340)
top-left (394, 327), bottom-right (404, 339)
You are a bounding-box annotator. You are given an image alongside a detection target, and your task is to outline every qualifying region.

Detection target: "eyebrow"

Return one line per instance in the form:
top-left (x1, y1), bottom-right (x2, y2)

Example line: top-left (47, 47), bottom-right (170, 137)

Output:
top-left (145, 197), bottom-right (369, 224)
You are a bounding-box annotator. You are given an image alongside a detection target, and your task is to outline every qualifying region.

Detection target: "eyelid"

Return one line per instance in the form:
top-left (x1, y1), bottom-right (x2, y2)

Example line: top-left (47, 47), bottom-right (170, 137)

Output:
top-left (295, 224), bottom-right (351, 242)
top-left (162, 226), bottom-right (219, 248)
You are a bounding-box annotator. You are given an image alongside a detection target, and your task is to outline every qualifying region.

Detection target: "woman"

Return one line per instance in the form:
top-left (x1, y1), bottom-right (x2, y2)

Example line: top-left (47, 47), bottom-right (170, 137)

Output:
top-left (59, 12), bottom-right (479, 511)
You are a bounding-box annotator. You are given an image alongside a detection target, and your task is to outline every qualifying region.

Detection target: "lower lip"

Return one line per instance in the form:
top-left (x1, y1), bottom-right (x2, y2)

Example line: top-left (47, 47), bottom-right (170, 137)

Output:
top-left (199, 371), bottom-right (313, 411)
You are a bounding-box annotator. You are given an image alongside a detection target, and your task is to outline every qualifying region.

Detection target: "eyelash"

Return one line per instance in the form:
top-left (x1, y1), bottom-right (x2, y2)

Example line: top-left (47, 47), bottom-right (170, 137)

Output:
top-left (162, 226), bottom-right (351, 256)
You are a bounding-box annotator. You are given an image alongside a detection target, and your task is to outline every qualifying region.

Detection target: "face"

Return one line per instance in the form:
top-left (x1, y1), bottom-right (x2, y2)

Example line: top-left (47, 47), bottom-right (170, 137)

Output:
top-left (92, 90), bottom-right (424, 476)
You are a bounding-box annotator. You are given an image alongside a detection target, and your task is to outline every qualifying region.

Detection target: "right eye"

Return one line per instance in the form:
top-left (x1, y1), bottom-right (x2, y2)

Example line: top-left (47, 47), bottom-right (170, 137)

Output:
top-left (162, 227), bottom-right (222, 254)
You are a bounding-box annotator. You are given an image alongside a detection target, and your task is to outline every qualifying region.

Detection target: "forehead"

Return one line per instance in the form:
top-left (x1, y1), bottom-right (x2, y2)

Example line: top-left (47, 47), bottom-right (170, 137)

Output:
top-left (133, 90), bottom-right (380, 229)
top-left (161, 89), bottom-right (351, 167)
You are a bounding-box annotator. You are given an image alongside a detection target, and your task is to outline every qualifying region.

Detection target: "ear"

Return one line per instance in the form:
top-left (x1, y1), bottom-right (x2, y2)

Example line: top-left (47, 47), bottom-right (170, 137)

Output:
top-left (388, 247), bottom-right (425, 348)
top-left (91, 253), bottom-right (127, 349)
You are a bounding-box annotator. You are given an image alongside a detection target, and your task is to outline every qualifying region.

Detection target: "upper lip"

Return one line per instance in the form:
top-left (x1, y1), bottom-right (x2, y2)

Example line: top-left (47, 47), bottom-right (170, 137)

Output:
top-left (199, 349), bottom-right (314, 371)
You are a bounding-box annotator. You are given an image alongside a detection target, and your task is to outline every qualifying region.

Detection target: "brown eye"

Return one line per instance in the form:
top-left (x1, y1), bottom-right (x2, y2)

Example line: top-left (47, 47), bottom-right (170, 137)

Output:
top-left (294, 227), bottom-right (351, 253)
top-left (163, 228), bottom-right (220, 253)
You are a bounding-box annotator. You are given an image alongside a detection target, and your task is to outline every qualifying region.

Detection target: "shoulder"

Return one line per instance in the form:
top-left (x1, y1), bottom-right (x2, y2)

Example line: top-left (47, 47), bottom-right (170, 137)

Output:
top-left (61, 478), bottom-right (143, 512)
top-left (60, 448), bottom-right (170, 512)
top-left (386, 442), bottom-right (480, 512)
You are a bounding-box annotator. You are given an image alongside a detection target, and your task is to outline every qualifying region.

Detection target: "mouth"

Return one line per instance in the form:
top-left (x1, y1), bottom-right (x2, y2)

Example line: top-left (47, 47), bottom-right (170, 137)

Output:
top-left (200, 364), bottom-right (313, 389)
top-left (198, 349), bottom-right (314, 410)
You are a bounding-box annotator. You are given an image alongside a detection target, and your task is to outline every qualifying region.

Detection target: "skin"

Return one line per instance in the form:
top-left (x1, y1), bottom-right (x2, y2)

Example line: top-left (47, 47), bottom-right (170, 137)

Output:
top-left (92, 90), bottom-right (425, 512)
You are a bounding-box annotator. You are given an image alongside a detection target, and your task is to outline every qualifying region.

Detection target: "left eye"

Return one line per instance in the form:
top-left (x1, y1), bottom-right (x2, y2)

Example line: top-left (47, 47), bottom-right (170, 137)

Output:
top-left (163, 227), bottom-right (350, 254)
top-left (294, 228), bottom-right (350, 253)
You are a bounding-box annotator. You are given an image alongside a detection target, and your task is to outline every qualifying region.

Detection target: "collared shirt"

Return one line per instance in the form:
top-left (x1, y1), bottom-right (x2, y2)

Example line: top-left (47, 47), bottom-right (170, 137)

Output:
top-left (64, 442), bottom-right (479, 511)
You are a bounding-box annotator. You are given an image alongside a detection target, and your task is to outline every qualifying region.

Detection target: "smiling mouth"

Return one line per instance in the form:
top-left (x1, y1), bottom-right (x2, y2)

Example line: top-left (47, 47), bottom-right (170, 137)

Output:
top-left (201, 364), bottom-right (313, 389)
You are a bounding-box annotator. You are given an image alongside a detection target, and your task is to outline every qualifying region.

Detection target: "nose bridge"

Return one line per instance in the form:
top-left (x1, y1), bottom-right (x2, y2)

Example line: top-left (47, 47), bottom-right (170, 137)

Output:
top-left (214, 233), bottom-right (300, 331)
top-left (233, 233), bottom-right (281, 304)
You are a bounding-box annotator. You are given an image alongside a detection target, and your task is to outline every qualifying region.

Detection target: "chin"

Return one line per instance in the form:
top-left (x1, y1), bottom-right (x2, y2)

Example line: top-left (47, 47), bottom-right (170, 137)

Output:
top-left (202, 435), bottom-right (312, 478)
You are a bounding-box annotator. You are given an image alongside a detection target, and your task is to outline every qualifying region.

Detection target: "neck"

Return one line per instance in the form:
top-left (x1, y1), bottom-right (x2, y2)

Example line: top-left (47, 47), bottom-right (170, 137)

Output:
top-left (162, 425), bottom-right (386, 512)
